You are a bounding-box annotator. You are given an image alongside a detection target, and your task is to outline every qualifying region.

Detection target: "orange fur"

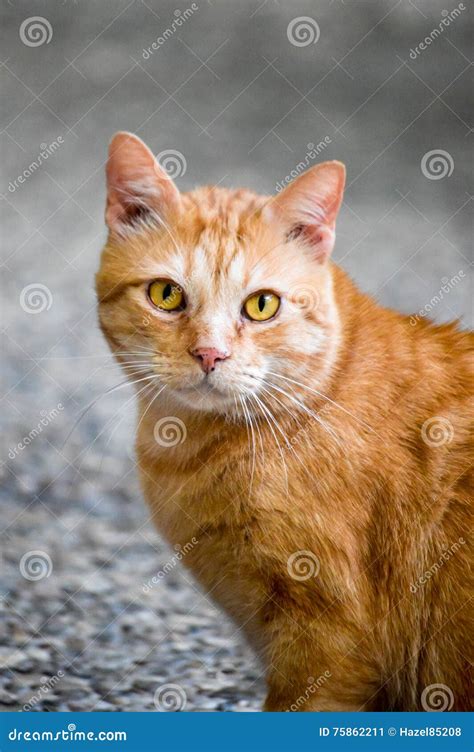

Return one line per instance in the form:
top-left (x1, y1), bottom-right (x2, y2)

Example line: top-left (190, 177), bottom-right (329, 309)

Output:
top-left (97, 133), bottom-right (473, 711)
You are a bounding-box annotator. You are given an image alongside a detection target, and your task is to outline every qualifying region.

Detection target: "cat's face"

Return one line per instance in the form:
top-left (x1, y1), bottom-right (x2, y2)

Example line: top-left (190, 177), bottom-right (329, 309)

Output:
top-left (97, 133), bottom-right (345, 416)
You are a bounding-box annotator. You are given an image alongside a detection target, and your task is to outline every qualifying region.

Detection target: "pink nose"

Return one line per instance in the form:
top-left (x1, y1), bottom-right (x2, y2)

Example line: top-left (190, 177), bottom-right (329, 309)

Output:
top-left (191, 347), bottom-right (230, 374)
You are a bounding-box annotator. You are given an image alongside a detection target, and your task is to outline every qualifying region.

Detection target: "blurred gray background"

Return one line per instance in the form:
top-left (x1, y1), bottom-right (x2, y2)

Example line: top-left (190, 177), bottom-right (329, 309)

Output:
top-left (1, 0), bottom-right (472, 712)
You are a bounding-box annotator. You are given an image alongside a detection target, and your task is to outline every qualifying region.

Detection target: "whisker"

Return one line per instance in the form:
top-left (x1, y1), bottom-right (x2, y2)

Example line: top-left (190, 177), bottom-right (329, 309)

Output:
top-left (258, 383), bottom-right (305, 430)
top-left (244, 389), bottom-right (289, 495)
top-left (30, 351), bottom-right (157, 362)
top-left (239, 393), bottom-right (256, 498)
top-left (106, 362), bottom-right (152, 371)
top-left (267, 371), bottom-right (379, 437)
top-left (135, 384), bottom-right (167, 436)
top-left (262, 379), bottom-right (343, 450)
top-left (62, 373), bottom-right (159, 448)
top-left (249, 392), bottom-right (265, 461)
top-left (98, 384), bottom-right (152, 472)
top-left (256, 385), bottom-right (308, 463)
top-left (255, 386), bottom-right (308, 467)
top-left (231, 394), bottom-right (239, 424)
top-left (76, 377), bottom-right (155, 469)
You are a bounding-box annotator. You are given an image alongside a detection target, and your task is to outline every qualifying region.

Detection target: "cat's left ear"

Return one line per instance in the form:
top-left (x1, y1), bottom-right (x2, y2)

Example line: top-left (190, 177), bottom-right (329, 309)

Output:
top-left (268, 161), bottom-right (345, 263)
top-left (105, 131), bottom-right (181, 235)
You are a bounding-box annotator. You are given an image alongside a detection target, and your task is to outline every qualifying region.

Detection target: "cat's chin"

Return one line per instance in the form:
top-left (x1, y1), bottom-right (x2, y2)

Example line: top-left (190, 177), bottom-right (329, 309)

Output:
top-left (169, 382), bottom-right (244, 415)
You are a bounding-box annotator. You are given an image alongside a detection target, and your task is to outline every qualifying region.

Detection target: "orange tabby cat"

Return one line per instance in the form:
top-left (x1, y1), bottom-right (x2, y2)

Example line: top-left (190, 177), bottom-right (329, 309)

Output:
top-left (97, 132), bottom-right (473, 711)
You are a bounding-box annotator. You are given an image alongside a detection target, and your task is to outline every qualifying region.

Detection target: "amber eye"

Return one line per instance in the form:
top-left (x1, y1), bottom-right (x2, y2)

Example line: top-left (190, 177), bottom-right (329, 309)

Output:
top-left (244, 291), bottom-right (280, 322)
top-left (148, 279), bottom-right (185, 312)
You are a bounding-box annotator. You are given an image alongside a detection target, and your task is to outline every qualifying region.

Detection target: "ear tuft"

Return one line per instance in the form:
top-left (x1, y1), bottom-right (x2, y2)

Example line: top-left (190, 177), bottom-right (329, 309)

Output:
top-left (105, 132), bottom-right (181, 235)
top-left (270, 161), bottom-right (345, 263)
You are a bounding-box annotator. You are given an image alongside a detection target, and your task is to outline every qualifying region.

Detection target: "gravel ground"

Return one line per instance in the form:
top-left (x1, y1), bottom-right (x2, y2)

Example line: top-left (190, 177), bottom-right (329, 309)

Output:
top-left (0, 412), bottom-right (265, 712)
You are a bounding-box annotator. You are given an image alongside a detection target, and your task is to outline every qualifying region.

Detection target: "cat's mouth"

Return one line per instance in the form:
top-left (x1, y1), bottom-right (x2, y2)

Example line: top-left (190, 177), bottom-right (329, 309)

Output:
top-left (170, 375), bottom-right (247, 411)
top-left (178, 378), bottom-right (228, 398)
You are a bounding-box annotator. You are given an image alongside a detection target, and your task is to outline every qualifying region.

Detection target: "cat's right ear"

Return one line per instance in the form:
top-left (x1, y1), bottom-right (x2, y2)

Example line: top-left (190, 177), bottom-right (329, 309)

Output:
top-left (105, 132), bottom-right (181, 235)
top-left (267, 161), bottom-right (345, 264)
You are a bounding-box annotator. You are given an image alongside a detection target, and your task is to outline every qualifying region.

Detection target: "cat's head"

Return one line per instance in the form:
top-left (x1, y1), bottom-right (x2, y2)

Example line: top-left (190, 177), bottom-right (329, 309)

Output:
top-left (96, 132), bottom-right (345, 416)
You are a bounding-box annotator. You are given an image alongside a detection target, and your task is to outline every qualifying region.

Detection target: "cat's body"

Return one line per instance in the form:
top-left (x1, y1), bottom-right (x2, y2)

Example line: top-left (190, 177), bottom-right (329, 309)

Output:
top-left (97, 133), bottom-right (473, 711)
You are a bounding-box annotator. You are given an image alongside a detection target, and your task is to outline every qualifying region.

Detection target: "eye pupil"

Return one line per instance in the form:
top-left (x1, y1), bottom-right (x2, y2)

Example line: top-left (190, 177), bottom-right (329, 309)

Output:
top-left (244, 291), bottom-right (280, 321)
top-left (148, 280), bottom-right (185, 312)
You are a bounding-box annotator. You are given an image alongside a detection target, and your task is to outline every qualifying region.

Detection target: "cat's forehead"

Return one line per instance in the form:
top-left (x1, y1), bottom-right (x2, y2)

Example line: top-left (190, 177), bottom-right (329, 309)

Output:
top-left (144, 186), bottom-right (304, 298)
top-left (183, 186), bottom-right (267, 227)
top-left (184, 226), bottom-right (249, 301)
top-left (177, 187), bottom-right (272, 292)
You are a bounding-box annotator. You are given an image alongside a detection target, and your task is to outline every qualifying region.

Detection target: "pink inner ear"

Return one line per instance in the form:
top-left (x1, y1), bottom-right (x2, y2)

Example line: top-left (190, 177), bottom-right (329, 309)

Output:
top-left (105, 132), bottom-right (181, 233)
top-left (298, 224), bottom-right (336, 263)
top-left (272, 161), bottom-right (345, 263)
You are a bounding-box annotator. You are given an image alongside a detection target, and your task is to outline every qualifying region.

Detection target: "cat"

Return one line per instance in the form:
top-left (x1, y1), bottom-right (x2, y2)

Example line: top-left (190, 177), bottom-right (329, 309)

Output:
top-left (97, 131), bottom-right (473, 711)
